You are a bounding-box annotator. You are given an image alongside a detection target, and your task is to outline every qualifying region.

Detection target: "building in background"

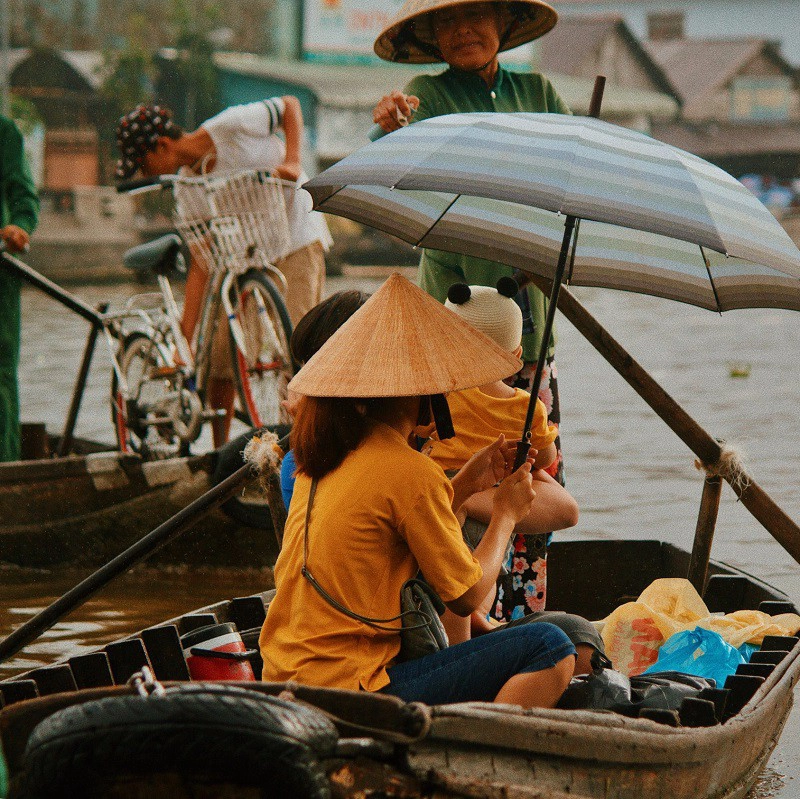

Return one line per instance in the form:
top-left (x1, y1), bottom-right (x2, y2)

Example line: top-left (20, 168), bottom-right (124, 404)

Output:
top-left (8, 48), bottom-right (104, 189)
top-left (556, 0), bottom-right (800, 66)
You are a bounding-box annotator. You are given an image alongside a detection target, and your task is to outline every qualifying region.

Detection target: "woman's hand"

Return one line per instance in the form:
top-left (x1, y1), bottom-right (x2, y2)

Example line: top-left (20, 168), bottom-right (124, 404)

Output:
top-left (450, 435), bottom-right (535, 513)
top-left (274, 160), bottom-right (302, 182)
top-left (373, 91), bottom-right (420, 133)
top-left (460, 435), bottom-right (534, 493)
top-left (0, 224), bottom-right (29, 253)
top-left (493, 462), bottom-right (536, 526)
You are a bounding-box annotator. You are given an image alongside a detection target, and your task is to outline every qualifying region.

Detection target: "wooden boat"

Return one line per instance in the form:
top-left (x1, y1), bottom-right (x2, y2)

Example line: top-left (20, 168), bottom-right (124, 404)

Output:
top-left (0, 433), bottom-right (279, 569)
top-left (1, 538), bottom-right (798, 799)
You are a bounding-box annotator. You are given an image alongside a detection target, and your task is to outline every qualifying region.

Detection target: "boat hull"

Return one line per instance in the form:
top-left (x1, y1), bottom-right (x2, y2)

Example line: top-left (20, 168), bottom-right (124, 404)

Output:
top-left (1, 540), bottom-right (797, 799)
top-left (0, 450), bottom-right (279, 568)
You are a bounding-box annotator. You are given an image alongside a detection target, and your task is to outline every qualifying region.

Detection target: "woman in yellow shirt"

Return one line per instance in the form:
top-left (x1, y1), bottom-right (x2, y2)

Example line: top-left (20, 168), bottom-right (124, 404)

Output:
top-left (259, 274), bottom-right (575, 707)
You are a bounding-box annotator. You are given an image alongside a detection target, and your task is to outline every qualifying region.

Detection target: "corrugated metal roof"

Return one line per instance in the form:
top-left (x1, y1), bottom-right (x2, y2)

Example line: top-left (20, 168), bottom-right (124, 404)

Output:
top-left (213, 52), bottom-right (678, 119)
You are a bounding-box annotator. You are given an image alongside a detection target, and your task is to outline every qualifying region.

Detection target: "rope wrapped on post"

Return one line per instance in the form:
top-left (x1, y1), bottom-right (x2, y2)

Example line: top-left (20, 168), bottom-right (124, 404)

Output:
top-left (243, 430), bottom-right (283, 478)
top-left (694, 441), bottom-right (752, 495)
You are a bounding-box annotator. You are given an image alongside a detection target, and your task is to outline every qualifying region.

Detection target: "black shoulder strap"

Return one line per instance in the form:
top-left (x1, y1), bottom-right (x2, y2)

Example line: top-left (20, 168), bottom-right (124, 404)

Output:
top-left (301, 478), bottom-right (431, 632)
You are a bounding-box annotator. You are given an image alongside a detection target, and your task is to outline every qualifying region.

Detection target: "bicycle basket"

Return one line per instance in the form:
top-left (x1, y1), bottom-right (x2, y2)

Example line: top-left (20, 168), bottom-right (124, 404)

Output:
top-left (172, 170), bottom-right (292, 275)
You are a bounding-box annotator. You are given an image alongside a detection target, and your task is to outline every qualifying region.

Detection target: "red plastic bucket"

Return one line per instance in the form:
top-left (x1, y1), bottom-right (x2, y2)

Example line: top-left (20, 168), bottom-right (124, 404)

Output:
top-left (180, 622), bottom-right (256, 681)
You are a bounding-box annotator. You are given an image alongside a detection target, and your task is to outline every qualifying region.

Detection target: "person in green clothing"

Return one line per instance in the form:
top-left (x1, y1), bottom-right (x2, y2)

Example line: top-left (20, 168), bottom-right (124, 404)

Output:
top-left (0, 115), bottom-right (40, 462)
top-left (372, 0), bottom-right (568, 622)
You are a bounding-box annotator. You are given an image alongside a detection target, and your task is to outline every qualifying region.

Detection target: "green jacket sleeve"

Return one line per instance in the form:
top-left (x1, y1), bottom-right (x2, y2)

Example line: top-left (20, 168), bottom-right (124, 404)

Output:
top-left (0, 118), bottom-right (39, 235)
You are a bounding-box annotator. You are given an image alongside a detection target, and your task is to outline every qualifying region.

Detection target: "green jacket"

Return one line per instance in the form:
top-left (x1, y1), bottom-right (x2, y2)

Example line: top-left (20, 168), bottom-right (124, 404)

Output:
top-left (404, 67), bottom-right (570, 361)
top-left (0, 115), bottom-right (40, 462)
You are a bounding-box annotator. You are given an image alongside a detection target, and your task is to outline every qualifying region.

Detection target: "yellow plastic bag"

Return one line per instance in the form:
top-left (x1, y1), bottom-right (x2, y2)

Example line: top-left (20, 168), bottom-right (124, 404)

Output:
top-left (599, 578), bottom-right (800, 676)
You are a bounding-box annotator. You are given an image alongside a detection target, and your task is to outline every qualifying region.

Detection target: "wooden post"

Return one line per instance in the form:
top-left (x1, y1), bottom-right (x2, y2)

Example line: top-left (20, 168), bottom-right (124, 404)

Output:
top-left (264, 468), bottom-right (287, 548)
top-left (688, 476), bottom-right (723, 594)
top-left (517, 272), bottom-right (800, 565)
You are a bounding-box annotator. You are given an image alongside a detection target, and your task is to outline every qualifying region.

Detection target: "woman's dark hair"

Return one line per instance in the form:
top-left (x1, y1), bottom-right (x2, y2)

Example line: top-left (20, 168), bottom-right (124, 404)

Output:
top-left (292, 396), bottom-right (388, 479)
top-left (290, 290), bottom-right (370, 365)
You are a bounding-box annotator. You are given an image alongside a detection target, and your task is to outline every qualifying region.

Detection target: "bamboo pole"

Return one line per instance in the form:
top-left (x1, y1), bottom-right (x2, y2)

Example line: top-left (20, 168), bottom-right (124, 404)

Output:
top-left (688, 476), bottom-right (723, 593)
top-left (519, 273), bottom-right (800, 565)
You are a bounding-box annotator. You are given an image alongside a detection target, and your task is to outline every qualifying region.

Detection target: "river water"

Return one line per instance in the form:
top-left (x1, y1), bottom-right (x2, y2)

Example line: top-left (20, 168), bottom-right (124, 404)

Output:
top-left (3, 271), bottom-right (800, 793)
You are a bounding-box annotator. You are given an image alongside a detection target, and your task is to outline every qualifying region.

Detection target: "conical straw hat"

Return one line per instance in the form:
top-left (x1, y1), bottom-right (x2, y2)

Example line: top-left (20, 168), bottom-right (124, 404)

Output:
top-left (374, 0), bottom-right (558, 64)
top-left (289, 273), bottom-right (521, 397)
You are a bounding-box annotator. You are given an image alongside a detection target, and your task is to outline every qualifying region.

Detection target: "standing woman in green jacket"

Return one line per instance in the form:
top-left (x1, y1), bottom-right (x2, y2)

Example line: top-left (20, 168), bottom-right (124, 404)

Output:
top-left (0, 115), bottom-right (40, 462)
top-left (371, 0), bottom-right (569, 623)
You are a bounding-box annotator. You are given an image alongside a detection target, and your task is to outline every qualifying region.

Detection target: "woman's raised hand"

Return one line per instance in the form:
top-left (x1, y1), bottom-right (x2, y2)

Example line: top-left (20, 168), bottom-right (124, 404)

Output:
top-left (493, 462), bottom-right (537, 525)
top-left (456, 435), bottom-right (536, 496)
top-left (373, 91), bottom-right (420, 132)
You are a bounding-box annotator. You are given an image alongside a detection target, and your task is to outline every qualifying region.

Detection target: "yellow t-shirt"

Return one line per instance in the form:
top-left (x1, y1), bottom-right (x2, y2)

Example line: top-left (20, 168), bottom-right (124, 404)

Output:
top-left (428, 387), bottom-right (557, 472)
top-left (259, 421), bottom-right (482, 692)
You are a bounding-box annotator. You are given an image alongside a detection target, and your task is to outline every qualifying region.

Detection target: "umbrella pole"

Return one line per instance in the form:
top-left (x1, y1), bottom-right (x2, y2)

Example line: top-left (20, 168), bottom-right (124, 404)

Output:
top-left (514, 215), bottom-right (577, 469)
top-left (517, 272), bottom-right (800, 567)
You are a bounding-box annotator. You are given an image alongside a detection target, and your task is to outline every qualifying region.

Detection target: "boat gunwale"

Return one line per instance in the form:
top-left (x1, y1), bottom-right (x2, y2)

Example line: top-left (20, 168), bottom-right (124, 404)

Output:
top-left (418, 643), bottom-right (799, 766)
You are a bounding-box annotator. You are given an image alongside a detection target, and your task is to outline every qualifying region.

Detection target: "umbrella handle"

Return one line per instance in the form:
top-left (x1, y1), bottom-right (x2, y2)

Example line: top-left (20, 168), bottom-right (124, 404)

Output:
top-left (514, 439), bottom-right (531, 471)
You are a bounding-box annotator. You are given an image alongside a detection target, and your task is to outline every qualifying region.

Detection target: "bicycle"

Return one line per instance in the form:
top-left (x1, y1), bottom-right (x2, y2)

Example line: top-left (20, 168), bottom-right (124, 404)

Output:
top-left (110, 169), bottom-right (296, 458)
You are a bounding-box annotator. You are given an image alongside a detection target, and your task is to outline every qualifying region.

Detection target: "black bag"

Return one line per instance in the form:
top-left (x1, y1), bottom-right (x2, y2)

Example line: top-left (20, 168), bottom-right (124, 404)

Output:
top-left (301, 480), bottom-right (448, 663)
top-left (558, 652), bottom-right (716, 716)
top-left (398, 578), bottom-right (449, 662)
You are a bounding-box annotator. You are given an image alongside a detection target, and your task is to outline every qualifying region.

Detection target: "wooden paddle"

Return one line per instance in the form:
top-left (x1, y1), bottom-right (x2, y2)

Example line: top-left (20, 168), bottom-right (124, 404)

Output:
top-left (516, 271), bottom-right (800, 566)
top-left (0, 463), bottom-right (257, 665)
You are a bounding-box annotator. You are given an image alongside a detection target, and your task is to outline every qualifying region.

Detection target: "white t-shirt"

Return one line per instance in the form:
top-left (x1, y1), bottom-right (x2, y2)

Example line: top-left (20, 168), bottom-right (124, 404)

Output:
top-left (201, 98), bottom-right (332, 253)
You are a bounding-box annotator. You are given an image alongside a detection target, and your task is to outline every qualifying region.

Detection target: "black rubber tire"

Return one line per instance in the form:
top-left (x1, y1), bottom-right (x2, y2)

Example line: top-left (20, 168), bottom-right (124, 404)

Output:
top-left (212, 427), bottom-right (289, 532)
top-left (14, 684), bottom-right (338, 799)
top-left (229, 270), bottom-right (295, 429)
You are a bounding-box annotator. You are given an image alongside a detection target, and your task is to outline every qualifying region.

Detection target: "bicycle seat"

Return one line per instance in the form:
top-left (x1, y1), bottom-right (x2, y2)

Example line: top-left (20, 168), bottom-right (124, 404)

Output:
top-left (123, 234), bottom-right (184, 277)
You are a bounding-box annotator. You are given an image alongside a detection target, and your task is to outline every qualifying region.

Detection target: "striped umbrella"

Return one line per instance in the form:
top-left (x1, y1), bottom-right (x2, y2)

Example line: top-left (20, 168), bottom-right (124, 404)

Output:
top-left (311, 184), bottom-right (800, 313)
top-left (305, 112), bottom-right (800, 459)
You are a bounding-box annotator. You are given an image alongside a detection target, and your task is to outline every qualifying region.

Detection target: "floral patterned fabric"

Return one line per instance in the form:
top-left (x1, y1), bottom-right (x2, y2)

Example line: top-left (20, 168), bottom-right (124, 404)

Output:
top-left (492, 355), bottom-right (563, 621)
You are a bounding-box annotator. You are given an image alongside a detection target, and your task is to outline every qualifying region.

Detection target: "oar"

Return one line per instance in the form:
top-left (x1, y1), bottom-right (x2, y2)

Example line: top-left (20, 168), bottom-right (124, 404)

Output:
top-left (0, 463), bottom-right (257, 665)
top-left (517, 271), bottom-right (800, 566)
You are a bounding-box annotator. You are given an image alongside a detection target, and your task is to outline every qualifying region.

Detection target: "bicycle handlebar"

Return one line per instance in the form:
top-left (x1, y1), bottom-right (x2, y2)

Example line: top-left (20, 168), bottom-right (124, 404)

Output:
top-left (116, 175), bottom-right (174, 194)
top-left (117, 169), bottom-right (284, 195)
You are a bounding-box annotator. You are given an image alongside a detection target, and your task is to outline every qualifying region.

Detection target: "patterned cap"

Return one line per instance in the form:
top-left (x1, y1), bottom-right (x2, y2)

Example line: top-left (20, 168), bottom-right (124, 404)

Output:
top-left (115, 105), bottom-right (175, 180)
top-left (445, 278), bottom-right (523, 353)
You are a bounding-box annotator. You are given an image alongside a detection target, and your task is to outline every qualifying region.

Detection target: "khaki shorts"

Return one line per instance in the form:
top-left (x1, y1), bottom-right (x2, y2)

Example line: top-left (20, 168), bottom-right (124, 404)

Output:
top-left (276, 241), bottom-right (326, 326)
top-left (209, 304), bottom-right (234, 381)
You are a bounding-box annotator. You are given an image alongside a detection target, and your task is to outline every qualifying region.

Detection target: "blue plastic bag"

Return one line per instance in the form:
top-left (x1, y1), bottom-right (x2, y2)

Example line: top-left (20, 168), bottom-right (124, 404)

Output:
top-left (643, 626), bottom-right (745, 685)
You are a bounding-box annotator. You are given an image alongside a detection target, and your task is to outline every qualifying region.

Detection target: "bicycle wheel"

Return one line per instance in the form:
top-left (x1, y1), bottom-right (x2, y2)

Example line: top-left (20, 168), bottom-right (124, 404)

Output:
top-left (229, 270), bottom-right (295, 429)
top-left (110, 332), bottom-right (196, 458)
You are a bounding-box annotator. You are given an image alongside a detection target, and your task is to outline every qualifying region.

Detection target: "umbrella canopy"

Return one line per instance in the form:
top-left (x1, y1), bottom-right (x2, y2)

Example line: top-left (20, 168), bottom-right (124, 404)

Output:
top-left (306, 112), bottom-right (800, 307)
top-left (310, 184), bottom-right (800, 312)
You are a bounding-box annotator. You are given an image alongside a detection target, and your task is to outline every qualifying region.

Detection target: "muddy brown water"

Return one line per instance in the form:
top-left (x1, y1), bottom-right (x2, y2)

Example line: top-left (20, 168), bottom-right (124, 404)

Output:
top-left (3, 272), bottom-right (799, 794)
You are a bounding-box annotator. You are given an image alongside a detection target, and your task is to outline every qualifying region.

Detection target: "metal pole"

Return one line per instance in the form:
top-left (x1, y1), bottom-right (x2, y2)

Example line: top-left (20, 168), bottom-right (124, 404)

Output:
top-left (514, 215), bottom-right (575, 469)
top-left (56, 302), bottom-right (108, 457)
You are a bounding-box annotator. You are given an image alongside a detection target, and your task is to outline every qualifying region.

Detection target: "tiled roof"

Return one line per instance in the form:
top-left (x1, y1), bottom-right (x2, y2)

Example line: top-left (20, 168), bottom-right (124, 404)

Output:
top-left (644, 38), bottom-right (792, 110)
top-left (537, 15), bottom-right (677, 99)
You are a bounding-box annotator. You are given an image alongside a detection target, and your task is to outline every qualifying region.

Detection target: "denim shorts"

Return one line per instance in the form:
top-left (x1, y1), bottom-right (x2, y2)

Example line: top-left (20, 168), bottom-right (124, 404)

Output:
top-left (381, 622), bottom-right (575, 705)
